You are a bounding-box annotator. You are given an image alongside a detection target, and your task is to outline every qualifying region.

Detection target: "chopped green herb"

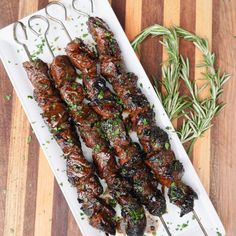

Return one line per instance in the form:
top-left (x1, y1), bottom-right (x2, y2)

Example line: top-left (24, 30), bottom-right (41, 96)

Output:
top-left (128, 208), bottom-right (144, 222)
top-left (98, 90), bottom-right (104, 99)
top-left (216, 232), bottom-right (222, 236)
top-left (71, 82), bottom-right (78, 90)
top-left (165, 142), bottom-right (170, 150)
top-left (93, 144), bottom-right (101, 152)
top-left (82, 33), bottom-right (88, 38)
top-left (142, 118), bottom-right (149, 125)
top-left (139, 83), bottom-right (143, 88)
top-left (4, 94), bottom-right (12, 101)
top-left (8, 60), bottom-right (11, 64)
top-left (54, 36), bottom-right (59, 41)
top-left (108, 198), bottom-right (117, 208)
top-left (27, 135), bottom-right (32, 144)
top-left (27, 95), bottom-right (33, 99)
top-left (59, 182), bottom-right (63, 187)
top-left (112, 128), bottom-right (120, 138)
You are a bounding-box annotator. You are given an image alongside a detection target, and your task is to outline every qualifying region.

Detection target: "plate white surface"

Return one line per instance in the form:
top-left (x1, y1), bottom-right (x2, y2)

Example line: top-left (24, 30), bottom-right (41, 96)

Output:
top-left (0, 0), bottom-right (225, 235)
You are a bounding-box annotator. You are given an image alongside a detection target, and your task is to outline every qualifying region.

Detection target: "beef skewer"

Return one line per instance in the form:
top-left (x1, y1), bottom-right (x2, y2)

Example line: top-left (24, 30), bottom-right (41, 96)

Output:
top-left (13, 21), bottom-right (116, 235)
top-left (84, 13), bottom-right (208, 236)
top-left (87, 15), bottom-right (198, 217)
top-left (34, 10), bottom-right (147, 236)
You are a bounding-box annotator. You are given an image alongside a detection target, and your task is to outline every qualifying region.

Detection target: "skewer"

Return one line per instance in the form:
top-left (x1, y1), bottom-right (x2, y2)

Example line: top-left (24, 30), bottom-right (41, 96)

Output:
top-left (13, 21), bottom-right (32, 60)
top-left (28, 15), bottom-right (54, 58)
top-left (45, 1), bottom-right (72, 41)
top-left (193, 210), bottom-right (208, 236)
top-left (71, 2), bottom-right (209, 236)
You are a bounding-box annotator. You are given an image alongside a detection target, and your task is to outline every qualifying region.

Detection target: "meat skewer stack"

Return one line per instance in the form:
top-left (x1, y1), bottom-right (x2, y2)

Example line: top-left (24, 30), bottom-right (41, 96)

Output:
top-left (12, 0), bottom-right (209, 234)
top-left (49, 55), bottom-right (147, 236)
top-left (23, 59), bottom-right (117, 234)
top-left (86, 16), bottom-right (198, 217)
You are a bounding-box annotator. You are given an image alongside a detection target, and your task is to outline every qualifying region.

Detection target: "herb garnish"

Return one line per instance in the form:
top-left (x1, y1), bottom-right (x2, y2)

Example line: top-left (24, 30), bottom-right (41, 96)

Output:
top-left (27, 135), bottom-right (32, 144)
top-left (4, 94), bottom-right (12, 101)
top-left (132, 25), bottom-right (230, 153)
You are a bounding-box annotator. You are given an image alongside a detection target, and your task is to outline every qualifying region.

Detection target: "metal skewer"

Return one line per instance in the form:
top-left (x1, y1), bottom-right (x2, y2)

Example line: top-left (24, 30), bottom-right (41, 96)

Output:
top-left (193, 209), bottom-right (208, 236)
top-left (45, 1), bottom-right (72, 42)
top-left (28, 15), bottom-right (54, 58)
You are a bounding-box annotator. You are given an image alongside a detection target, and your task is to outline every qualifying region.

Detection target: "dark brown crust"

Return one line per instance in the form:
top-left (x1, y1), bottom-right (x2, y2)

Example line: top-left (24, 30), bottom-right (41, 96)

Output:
top-left (50, 55), bottom-right (147, 236)
top-left (87, 16), bottom-right (198, 216)
top-left (23, 59), bottom-right (116, 235)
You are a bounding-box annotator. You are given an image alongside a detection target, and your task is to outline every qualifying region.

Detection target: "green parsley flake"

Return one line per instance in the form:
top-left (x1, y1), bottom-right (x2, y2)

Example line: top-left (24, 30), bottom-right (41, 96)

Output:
top-left (27, 95), bottom-right (33, 99)
top-left (143, 118), bottom-right (149, 125)
top-left (98, 90), bottom-right (104, 99)
top-left (27, 135), bottom-right (32, 144)
top-left (4, 94), bottom-right (12, 101)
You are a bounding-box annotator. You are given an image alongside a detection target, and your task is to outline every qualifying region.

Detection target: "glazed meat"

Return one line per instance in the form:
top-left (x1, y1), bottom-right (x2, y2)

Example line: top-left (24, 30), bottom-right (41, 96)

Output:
top-left (67, 39), bottom-right (122, 119)
top-left (23, 59), bottom-right (116, 235)
top-left (66, 39), bottom-right (167, 217)
top-left (87, 16), bottom-right (198, 216)
top-left (50, 55), bottom-right (147, 236)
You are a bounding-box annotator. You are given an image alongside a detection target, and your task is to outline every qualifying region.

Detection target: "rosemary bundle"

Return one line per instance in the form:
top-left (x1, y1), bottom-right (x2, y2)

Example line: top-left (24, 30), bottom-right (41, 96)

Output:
top-left (132, 25), bottom-right (230, 152)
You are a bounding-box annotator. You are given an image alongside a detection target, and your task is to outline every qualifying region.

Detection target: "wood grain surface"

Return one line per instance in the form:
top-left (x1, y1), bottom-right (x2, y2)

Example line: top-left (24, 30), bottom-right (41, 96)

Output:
top-left (0, 0), bottom-right (235, 235)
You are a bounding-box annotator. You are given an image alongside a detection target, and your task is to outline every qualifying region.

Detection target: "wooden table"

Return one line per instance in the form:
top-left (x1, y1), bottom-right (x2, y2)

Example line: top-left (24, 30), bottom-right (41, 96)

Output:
top-left (0, 0), bottom-right (235, 235)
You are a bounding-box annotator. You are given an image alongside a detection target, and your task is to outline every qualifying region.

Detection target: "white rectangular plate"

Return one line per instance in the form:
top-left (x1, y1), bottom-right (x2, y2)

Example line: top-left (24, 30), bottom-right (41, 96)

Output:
top-left (0, 0), bottom-right (225, 235)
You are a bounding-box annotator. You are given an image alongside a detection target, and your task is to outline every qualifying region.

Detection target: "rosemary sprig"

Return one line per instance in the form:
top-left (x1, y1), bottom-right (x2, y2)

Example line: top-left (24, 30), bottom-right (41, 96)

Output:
top-left (132, 25), bottom-right (230, 151)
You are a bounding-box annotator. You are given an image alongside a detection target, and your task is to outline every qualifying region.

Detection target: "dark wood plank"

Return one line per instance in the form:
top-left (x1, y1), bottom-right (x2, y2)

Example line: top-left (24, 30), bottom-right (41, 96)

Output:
top-left (51, 181), bottom-right (68, 236)
top-left (141, 0), bottom-right (164, 84)
top-left (112, 0), bottom-right (126, 29)
top-left (23, 132), bottom-right (39, 236)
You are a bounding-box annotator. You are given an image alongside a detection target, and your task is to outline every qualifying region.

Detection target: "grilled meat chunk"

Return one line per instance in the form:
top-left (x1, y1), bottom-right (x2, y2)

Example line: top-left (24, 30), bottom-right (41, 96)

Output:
top-left (66, 39), bottom-right (122, 119)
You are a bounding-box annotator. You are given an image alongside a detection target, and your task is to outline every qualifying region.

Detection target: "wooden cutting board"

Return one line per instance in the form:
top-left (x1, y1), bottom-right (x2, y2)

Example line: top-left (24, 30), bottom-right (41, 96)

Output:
top-left (0, 0), bottom-right (235, 235)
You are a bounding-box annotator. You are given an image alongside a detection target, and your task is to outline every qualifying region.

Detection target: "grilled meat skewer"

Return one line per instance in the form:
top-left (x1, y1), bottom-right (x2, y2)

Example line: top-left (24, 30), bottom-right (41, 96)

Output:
top-left (87, 16), bottom-right (198, 216)
top-left (23, 59), bottom-right (117, 234)
top-left (50, 55), bottom-right (147, 236)
top-left (66, 39), bottom-right (166, 217)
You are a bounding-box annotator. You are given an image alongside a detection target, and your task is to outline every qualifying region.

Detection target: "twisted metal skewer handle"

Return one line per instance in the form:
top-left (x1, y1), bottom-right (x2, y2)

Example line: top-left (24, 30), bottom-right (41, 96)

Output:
top-left (28, 15), bottom-right (55, 58)
top-left (45, 1), bottom-right (72, 41)
top-left (13, 21), bottom-right (31, 60)
top-left (72, 0), bottom-right (94, 17)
